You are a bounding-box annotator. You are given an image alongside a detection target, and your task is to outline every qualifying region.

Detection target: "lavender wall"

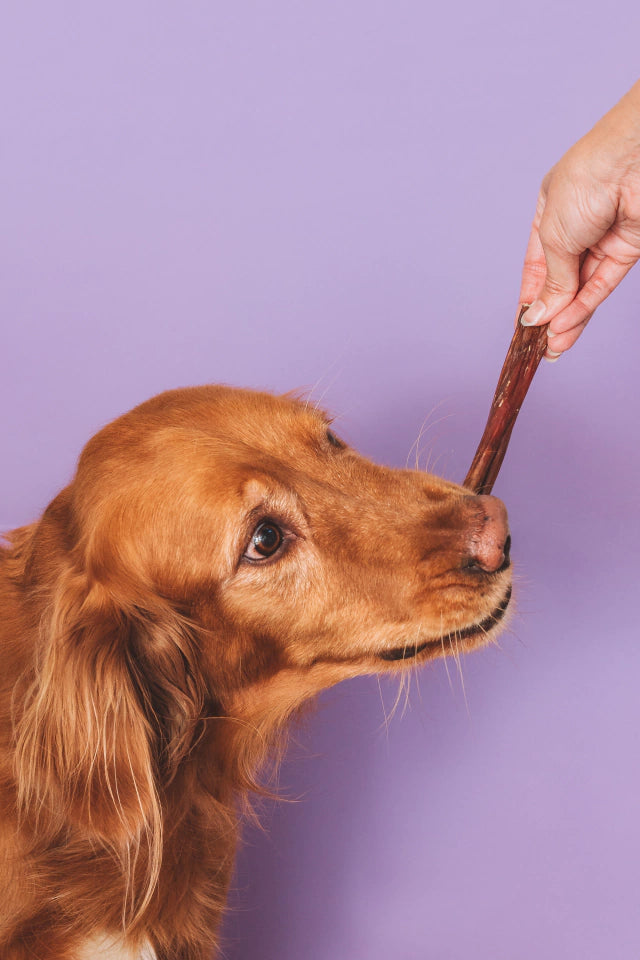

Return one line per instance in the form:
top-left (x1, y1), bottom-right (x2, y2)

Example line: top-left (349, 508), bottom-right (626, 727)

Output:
top-left (3, 3), bottom-right (640, 958)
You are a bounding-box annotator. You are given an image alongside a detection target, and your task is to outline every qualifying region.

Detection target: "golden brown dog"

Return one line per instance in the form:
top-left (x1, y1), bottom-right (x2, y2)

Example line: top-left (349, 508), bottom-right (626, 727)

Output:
top-left (0, 385), bottom-right (512, 959)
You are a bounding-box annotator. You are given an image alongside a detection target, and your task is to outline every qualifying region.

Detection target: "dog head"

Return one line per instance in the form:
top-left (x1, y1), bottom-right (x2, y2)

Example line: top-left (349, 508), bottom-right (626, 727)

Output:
top-left (70, 384), bottom-right (511, 677)
top-left (15, 386), bottom-right (511, 881)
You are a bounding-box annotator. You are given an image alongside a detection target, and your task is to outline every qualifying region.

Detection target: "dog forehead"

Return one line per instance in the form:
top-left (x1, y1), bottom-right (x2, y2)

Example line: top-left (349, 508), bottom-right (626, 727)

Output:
top-left (138, 385), bottom-right (328, 449)
top-left (214, 390), bottom-right (328, 448)
top-left (79, 387), bottom-right (328, 477)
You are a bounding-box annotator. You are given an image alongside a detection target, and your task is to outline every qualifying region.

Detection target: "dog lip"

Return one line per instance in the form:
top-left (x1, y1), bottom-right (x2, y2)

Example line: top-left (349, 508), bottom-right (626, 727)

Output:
top-left (379, 585), bottom-right (512, 662)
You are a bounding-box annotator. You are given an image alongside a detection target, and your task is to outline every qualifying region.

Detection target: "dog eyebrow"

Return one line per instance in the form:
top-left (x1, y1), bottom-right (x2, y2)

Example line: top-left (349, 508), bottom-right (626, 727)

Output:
top-left (240, 481), bottom-right (304, 526)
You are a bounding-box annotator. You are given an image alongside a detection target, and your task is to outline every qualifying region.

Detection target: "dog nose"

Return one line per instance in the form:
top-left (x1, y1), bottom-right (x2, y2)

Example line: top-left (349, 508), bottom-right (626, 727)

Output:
top-left (465, 494), bottom-right (510, 574)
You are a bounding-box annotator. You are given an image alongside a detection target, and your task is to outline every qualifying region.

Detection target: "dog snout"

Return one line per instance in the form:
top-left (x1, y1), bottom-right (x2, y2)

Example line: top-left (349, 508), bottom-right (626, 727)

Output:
top-left (464, 494), bottom-right (510, 574)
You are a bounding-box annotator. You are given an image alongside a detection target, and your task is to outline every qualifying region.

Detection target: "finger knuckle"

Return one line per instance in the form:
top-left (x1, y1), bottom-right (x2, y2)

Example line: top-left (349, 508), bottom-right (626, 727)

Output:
top-left (588, 273), bottom-right (613, 297)
top-left (522, 260), bottom-right (547, 281)
top-left (544, 274), bottom-right (573, 296)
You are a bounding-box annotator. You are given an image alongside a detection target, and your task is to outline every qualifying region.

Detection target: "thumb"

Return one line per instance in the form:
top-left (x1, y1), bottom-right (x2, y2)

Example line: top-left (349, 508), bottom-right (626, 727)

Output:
top-left (521, 234), bottom-right (581, 328)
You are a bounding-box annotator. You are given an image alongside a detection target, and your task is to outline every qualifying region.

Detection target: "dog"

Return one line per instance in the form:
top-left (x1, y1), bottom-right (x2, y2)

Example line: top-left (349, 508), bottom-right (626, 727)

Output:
top-left (0, 385), bottom-right (512, 959)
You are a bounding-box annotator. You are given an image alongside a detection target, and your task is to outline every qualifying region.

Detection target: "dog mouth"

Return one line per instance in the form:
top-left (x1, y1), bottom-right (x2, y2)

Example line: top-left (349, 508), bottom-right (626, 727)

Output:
top-left (379, 586), bottom-right (512, 662)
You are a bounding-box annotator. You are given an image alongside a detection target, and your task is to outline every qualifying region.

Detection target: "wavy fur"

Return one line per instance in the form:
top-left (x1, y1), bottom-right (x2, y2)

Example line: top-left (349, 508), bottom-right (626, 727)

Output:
top-left (0, 385), bottom-right (512, 959)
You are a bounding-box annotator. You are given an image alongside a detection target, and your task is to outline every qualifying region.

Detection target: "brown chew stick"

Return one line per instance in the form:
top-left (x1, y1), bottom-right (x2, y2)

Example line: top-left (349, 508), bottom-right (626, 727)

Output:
top-left (464, 305), bottom-right (549, 495)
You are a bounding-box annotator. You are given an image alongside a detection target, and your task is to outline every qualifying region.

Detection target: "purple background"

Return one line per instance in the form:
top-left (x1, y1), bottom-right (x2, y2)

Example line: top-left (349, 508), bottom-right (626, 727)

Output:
top-left (3, 3), bottom-right (640, 958)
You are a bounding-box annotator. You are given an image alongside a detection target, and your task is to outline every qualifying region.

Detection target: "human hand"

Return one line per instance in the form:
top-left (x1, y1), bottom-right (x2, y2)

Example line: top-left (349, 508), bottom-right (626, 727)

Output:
top-left (519, 80), bottom-right (640, 360)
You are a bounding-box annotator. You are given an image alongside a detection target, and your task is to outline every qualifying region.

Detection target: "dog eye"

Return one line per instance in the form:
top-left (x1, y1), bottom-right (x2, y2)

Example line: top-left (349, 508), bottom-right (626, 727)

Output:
top-left (326, 429), bottom-right (344, 449)
top-left (245, 522), bottom-right (284, 560)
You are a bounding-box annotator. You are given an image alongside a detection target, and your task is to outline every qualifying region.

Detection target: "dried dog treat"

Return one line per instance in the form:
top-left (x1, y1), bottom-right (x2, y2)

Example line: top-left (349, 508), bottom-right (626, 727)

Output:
top-left (464, 305), bottom-right (549, 495)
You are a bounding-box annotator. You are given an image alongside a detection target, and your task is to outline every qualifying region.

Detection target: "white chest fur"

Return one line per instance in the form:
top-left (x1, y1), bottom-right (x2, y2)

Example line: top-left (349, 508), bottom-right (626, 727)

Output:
top-left (77, 935), bottom-right (157, 959)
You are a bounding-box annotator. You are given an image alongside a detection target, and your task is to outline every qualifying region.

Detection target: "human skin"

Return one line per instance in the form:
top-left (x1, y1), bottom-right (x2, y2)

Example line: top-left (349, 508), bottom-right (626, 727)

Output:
top-left (519, 79), bottom-right (640, 360)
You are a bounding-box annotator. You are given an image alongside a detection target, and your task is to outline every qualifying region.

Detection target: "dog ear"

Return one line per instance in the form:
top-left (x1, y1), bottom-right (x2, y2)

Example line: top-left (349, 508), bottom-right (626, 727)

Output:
top-left (15, 570), bottom-right (162, 849)
top-left (15, 560), bottom-right (207, 861)
top-left (124, 595), bottom-right (209, 778)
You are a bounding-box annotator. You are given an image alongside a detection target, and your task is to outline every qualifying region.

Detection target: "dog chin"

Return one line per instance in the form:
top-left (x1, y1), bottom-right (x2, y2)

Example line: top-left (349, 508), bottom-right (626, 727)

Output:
top-left (378, 585), bottom-right (512, 664)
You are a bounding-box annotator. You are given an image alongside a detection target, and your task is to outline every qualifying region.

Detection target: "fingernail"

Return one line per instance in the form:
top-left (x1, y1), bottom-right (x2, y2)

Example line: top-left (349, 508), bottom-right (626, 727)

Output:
top-left (544, 349), bottom-right (561, 363)
top-left (521, 300), bottom-right (547, 326)
top-left (546, 327), bottom-right (557, 339)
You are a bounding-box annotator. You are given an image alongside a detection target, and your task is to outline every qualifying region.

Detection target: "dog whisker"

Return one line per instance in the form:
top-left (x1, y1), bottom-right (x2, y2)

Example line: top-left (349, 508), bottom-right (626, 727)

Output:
top-left (405, 400), bottom-right (451, 470)
top-left (376, 675), bottom-right (393, 739)
top-left (439, 611), bottom-right (455, 695)
top-left (452, 633), bottom-right (470, 717)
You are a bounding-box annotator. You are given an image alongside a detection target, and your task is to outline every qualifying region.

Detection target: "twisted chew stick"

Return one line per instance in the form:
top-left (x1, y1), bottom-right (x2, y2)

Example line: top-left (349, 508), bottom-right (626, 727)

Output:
top-left (464, 305), bottom-right (549, 495)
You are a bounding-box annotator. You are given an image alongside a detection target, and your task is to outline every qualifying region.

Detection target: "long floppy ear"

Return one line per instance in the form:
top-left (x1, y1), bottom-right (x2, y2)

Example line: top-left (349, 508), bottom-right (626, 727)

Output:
top-left (15, 570), bottom-right (161, 847)
top-left (15, 562), bottom-right (207, 872)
